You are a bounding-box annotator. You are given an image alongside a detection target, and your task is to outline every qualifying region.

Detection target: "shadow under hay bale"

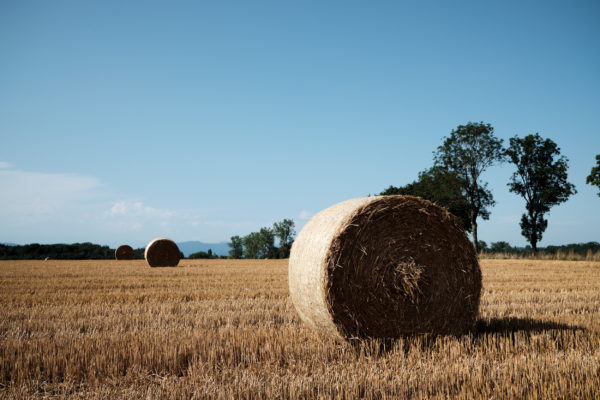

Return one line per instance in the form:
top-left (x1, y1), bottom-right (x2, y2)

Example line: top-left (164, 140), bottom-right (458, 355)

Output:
top-left (475, 317), bottom-right (584, 334)
top-left (289, 195), bottom-right (482, 341)
top-left (144, 238), bottom-right (180, 267)
top-left (115, 245), bottom-right (134, 260)
top-left (352, 317), bottom-right (585, 356)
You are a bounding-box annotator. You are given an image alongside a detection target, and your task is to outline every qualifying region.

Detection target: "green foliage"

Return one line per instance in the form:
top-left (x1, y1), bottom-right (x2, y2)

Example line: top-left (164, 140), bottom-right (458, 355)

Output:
top-left (544, 241), bottom-right (600, 255)
top-left (433, 121), bottom-right (505, 251)
top-left (242, 232), bottom-right (261, 259)
top-left (133, 248), bottom-right (145, 259)
top-left (506, 134), bottom-right (576, 253)
top-left (381, 166), bottom-right (472, 232)
top-left (228, 235), bottom-right (244, 259)
top-left (477, 240), bottom-right (488, 251)
top-left (234, 219), bottom-right (296, 259)
top-left (0, 242), bottom-right (116, 260)
top-left (490, 241), bottom-right (513, 253)
top-left (189, 249), bottom-right (219, 259)
top-left (241, 228), bottom-right (275, 259)
top-left (586, 154), bottom-right (600, 197)
top-left (273, 219), bottom-right (296, 258)
top-left (481, 241), bottom-right (600, 257)
top-left (257, 227), bottom-right (277, 259)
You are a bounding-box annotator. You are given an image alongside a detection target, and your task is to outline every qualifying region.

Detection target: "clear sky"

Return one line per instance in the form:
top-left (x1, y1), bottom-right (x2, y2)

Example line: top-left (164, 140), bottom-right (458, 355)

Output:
top-left (1, 0), bottom-right (599, 248)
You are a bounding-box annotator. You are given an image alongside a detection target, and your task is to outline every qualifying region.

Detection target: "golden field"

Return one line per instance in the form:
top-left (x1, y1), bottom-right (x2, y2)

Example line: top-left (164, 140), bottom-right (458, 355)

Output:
top-left (1, 259), bottom-right (599, 399)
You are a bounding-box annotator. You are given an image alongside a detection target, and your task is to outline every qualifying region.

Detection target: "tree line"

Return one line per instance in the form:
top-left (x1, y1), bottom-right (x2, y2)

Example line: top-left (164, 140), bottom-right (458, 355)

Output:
top-left (382, 122), bottom-right (599, 254)
top-left (227, 219), bottom-right (295, 259)
top-left (3, 238), bottom-right (597, 260)
top-left (0, 243), bottom-right (144, 260)
top-left (188, 249), bottom-right (226, 259)
top-left (478, 241), bottom-right (600, 256)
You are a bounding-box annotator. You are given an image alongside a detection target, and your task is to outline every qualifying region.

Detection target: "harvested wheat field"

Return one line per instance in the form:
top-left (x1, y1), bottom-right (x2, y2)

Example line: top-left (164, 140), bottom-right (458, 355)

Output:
top-left (1, 259), bottom-right (599, 399)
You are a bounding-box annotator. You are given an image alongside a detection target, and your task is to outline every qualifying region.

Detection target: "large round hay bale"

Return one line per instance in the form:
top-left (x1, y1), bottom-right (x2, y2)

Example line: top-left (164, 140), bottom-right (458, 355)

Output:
top-left (289, 195), bottom-right (481, 341)
top-left (115, 244), bottom-right (134, 260)
top-left (144, 238), bottom-right (180, 267)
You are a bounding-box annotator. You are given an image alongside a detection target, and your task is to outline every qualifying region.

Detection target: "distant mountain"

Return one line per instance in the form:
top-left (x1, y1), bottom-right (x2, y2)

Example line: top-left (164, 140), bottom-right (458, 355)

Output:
top-left (1, 242), bottom-right (19, 246)
top-left (177, 241), bottom-right (230, 257)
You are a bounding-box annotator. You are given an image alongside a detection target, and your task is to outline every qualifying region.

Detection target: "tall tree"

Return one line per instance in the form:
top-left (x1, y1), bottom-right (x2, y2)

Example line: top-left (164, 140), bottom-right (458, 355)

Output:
top-left (273, 219), bottom-right (296, 258)
top-left (257, 227), bottom-right (276, 259)
top-left (242, 229), bottom-right (277, 259)
top-left (506, 134), bottom-right (576, 254)
top-left (242, 232), bottom-right (261, 259)
top-left (228, 235), bottom-right (244, 259)
top-left (381, 166), bottom-right (472, 232)
top-left (434, 122), bottom-right (504, 251)
top-left (586, 154), bottom-right (600, 197)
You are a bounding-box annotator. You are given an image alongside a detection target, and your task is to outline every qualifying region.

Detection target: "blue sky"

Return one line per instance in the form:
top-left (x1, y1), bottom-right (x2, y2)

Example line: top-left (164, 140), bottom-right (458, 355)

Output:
top-left (1, 0), bottom-right (598, 248)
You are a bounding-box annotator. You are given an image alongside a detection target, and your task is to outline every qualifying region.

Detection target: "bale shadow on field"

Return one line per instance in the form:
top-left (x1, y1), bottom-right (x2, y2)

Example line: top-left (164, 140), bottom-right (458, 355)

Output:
top-left (475, 317), bottom-right (584, 334)
top-left (350, 317), bottom-right (584, 356)
top-left (470, 317), bottom-right (586, 351)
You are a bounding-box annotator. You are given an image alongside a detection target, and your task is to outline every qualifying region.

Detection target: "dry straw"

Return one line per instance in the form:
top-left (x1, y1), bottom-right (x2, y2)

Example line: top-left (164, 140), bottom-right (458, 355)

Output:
top-left (288, 195), bottom-right (482, 341)
top-left (144, 238), bottom-right (180, 267)
top-left (115, 245), bottom-right (134, 260)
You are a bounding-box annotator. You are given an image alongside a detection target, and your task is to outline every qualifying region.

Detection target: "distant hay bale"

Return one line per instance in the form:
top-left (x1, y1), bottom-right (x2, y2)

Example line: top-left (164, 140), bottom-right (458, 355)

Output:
top-left (115, 245), bottom-right (134, 260)
top-left (144, 238), bottom-right (180, 267)
top-left (288, 195), bottom-right (481, 341)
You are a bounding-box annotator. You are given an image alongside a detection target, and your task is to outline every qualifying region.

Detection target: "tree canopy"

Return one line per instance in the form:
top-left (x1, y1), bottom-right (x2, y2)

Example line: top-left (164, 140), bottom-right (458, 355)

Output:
top-left (229, 219), bottom-right (296, 259)
top-left (189, 249), bottom-right (220, 259)
top-left (505, 133), bottom-right (576, 253)
top-left (433, 122), bottom-right (505, 251)
top-left (586, 154), bottom-right (600, 197)
top-left (228, 235), bottom-right (244, 259)
top-left (381, 166), bottom-right (472, 232)
top-left (242, 232), bottom-right (262, 259)
top-left (0, 242), bottom-right (144, 260)
top-left (273, 219), bottom-right (296, 258)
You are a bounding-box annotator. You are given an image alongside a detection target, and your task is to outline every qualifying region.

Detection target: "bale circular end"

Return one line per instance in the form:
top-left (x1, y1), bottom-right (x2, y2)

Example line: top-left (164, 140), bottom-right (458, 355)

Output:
top-left (115, 245), bottom-right (134, 260)
top-left (144, 238), bottom-right (180, 267)
top-left (289, 195), bottom-right (481, 341)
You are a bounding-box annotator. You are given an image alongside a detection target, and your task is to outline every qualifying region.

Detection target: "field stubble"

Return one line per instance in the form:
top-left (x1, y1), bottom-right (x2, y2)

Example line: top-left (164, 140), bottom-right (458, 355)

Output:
top-left (1, 259), bottom-right (599, 399)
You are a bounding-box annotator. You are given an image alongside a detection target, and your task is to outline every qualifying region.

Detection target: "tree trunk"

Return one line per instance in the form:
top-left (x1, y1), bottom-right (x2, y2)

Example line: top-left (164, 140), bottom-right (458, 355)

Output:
top-left (530, 211), bottom-right (538, 256)
top-left (471, 212), bottom-right (478, 252)
top-left (531, 226), bottom-right (538, 256)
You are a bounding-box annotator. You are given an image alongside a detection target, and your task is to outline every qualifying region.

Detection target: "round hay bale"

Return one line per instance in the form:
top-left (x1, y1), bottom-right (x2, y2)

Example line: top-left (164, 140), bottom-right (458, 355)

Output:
top-left (115, 245), bottom-right (134, 260)
top-left (144, 238), bottom-right (180, 267)
top-left (288, 195), bottom-right (481, 341)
